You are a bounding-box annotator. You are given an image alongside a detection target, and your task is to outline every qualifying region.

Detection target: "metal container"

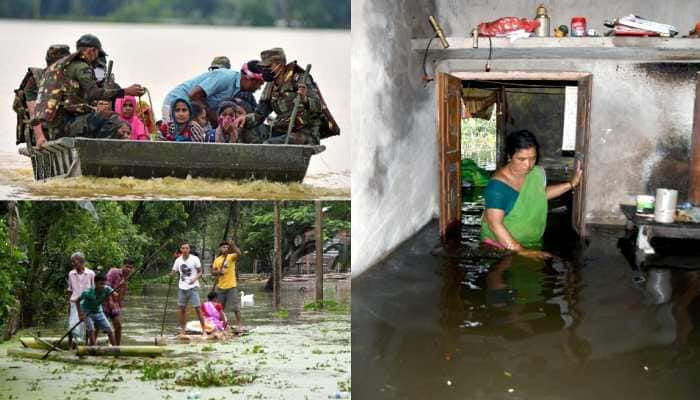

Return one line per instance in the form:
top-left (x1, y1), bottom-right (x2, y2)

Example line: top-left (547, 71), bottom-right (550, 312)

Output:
top-left (654, 188), bottom-right (678, 223)
top-left (534, 4), bottom-right (550, 37)
top-left (571, 17), bottom-right (587, 37)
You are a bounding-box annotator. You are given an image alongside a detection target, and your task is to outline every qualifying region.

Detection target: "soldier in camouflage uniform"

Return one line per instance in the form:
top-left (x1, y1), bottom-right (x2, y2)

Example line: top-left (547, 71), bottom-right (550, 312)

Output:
top-left (13, 44), bottom-right (70, 145)
top-left (31, 34), bottom-right (145, 150)
top-left (233, 48), bottom-right (340, 145)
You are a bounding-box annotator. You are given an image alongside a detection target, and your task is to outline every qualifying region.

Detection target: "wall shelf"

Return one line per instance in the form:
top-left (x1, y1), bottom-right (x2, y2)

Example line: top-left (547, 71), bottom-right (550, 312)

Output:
top-left (411, 36), bottom-right (700, 60)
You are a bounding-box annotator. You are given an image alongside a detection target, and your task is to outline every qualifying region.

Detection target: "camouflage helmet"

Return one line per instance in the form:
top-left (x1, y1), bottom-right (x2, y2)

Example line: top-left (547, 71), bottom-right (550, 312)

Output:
top-left (76, 33), bottom-right (107, 57)
top-left (209, 56), bottom-right (231, 70)
top-left (259, 48), bottom-right (286, 67)
top-left (46, 44), bottom-right (70, 66)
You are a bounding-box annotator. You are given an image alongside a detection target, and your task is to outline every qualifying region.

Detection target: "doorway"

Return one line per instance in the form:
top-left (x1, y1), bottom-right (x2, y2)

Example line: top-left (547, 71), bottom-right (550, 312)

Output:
top-left (437, 71), bottom-right (593, 240)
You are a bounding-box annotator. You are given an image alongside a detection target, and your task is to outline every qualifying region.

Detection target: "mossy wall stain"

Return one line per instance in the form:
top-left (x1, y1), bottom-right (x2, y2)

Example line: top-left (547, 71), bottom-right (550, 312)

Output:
top-left (633, 63), bottom-right (700, 85)
top-left (647, 133), bottom-right (690, 199)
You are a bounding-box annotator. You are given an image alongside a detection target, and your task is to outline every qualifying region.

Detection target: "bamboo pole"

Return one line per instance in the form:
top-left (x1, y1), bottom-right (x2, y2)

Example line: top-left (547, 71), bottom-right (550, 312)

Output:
top-left (8, 348), bottom-right (118, 367)
top-left (273, 201), bottom-right (282, 310)
top-left (20, 337), bottom-right (107, 350)
top-left (315, 200), bottom-right (323, 307)
top-left (76, 345), bottom-right (166, 357)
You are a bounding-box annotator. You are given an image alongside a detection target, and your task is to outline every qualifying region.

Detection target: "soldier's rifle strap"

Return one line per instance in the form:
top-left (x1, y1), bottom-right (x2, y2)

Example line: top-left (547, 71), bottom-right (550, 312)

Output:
top-left (285, 64), bottom-right (312, 144)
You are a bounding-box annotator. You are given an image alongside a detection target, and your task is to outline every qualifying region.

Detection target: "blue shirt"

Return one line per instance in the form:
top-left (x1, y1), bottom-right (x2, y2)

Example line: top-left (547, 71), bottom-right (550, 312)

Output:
top-left (164, 69), bottom-right (241, 114)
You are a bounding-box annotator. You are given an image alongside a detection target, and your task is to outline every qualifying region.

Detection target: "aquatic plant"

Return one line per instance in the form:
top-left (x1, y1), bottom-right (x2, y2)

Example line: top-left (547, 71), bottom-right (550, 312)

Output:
top-left (200, 344), bottom-right (215, 352)
top-left (273, 309), bottom-right (290, 319)
top-left (175, 363), bottom-right (256, 387)
top-left (245, 344), bottom-right (265, 354)
top-left (303, 300), bottom-right (350, 314)
top-left (338, 379), bottom-right (351, 392)
top-left (139, 361), bottom-right (178, 381)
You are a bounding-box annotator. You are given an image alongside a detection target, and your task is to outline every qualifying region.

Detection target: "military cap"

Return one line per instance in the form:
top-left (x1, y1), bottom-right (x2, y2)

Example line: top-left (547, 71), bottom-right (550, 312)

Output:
top-left (259, 48), bottom-right (286, 67)
top-left (76, 33), bottom-right (107, 57)
top-left (45, 44), bottom-right (70, 65)
top-left (209, 56), bottom-right (231, 70)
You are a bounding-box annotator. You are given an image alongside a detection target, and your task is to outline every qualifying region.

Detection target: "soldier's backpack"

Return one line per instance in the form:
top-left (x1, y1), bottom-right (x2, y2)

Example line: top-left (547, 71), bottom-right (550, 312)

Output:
top-left (33, 52), bottom-right (90, 126)
top-left (291, 64), bottom-right (341, 139)
top-left (12, 67), bottom-right (44, 145)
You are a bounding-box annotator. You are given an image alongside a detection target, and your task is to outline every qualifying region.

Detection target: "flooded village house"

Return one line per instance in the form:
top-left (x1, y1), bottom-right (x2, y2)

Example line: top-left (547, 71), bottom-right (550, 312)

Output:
top-left (352, 0), bottom-right (700, 276)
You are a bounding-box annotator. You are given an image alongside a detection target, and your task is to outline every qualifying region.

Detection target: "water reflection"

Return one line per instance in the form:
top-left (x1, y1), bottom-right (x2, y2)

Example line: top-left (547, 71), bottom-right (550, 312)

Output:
top-left (36, 280), bottom-right (349, 344)
top-left (352, 187), bottom-right (700, 399)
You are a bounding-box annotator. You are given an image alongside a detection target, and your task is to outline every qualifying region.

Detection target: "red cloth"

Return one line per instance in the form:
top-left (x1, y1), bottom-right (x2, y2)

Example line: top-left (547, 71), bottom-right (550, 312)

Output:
top-left (103, 268), bottom-right (127, 315)
top-left (478, 17), bottom-right (540, 36)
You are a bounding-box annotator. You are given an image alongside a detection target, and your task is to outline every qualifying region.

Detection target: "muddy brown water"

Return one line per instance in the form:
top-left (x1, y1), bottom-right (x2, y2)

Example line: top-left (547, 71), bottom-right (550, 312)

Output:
top-left (353, 187), bottom-right (700, 399)
top-left (0, 20), bottom-right (351, 197)
top-left (1, 279), bottom-right (351, 399)
top-left (26, 279), bottom-right (350, 341)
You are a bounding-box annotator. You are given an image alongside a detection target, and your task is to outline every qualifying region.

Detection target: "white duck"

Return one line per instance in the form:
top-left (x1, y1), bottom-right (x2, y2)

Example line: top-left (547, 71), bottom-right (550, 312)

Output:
top-left (240, 291), bottom-right (255, 307)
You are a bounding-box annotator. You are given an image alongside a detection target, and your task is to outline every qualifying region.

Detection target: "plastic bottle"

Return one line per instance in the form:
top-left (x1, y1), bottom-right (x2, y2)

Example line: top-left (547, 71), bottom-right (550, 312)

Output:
top-left (328, 392), bottom-right (350, 399)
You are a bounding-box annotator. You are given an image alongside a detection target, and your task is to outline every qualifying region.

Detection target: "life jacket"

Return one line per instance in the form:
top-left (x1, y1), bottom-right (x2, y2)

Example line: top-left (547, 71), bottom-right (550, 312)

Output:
top-left (13, 67), bottom-right (44, 144)
top-left (33, 52), bottom-right (93, 125)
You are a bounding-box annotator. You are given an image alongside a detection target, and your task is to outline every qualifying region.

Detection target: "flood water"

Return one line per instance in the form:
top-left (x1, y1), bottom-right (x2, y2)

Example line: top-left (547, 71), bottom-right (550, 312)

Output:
top-left (353, 187), bottom-right (700, 399)
top-left (0, 19), bottom-right (350, 197)
top-left (27, 278), bottom-right (350, 340)
top-left (0, 279), bottom-right (351, 399)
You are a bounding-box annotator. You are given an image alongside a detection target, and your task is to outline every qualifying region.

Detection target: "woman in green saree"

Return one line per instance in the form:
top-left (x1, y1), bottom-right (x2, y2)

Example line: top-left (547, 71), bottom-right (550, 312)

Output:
top-left (481, 130), bottom-right (582, 257)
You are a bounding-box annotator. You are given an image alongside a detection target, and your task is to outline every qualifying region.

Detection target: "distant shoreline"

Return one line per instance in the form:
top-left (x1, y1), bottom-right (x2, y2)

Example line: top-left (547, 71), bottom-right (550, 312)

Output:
top-left (0, 16), bottom-right (349, 30)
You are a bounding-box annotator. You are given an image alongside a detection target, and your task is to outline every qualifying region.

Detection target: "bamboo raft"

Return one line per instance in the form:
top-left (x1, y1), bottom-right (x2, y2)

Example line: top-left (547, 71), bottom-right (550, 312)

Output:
top-left (13, 337), bottom-right (171, 359)
top-left (20, 336), bottom-right (108, 350)
top-left (19, 138), bottom-right (325, 181)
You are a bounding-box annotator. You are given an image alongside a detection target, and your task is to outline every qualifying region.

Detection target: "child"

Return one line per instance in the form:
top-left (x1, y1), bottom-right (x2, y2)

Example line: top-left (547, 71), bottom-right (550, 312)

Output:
top-left (115, 96), bottom-right (149, 141)
top-left (137, 100), bottom-right (157, 139)
top-left (201, 292), bottom-right (228, 339)
top-left (76, 273), bottom-right (117, 346)
top-left (117, 121), bottom-right (131, 140)
top-left (159, 98), bottom-right (204, 142)
top-left (191, 101), bottom-right (215, 142)
top-left (214, 100), bottom-right (245, 143)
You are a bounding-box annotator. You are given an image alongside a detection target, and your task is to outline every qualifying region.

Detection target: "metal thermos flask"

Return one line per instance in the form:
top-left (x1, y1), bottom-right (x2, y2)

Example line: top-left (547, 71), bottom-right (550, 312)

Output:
top-left (534, 4), bottom-right (550, 37)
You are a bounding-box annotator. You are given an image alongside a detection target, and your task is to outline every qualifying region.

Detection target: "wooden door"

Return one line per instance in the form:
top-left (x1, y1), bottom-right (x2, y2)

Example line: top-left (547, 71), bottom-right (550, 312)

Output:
top-left (690, 72), bottom-right (700, 204)
top-left (573, 75), bottom-right (592, 237)
top-left (438, 73), bottom-right (462, 240)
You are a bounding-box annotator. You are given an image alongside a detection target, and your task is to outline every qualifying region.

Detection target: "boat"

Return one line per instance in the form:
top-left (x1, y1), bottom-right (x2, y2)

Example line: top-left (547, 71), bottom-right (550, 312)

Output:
top-left (18, 137), bottom-right (325, 182)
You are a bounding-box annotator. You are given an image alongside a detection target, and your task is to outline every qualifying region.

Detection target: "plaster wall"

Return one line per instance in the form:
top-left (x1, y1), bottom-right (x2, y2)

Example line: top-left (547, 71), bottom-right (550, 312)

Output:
top-left (504, 88), bottom-right (565, 161)
top-left (433, 0), bottom-right (699, 38)
top-left (351, 0), bottom-right (439, 277)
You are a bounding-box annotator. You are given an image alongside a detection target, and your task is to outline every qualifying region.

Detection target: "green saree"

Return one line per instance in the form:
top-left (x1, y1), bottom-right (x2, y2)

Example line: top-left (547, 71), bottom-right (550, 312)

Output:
top-left (481, 166), bottom-right (547, 249)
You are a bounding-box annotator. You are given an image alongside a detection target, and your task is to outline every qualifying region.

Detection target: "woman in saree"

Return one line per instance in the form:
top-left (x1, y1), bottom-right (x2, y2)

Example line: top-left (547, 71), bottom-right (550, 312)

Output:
top-left (481, 130), bottom-right (583, 257)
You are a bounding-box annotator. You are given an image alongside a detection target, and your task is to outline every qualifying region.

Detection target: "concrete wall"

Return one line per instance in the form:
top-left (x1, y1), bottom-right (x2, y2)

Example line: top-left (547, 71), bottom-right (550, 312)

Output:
top-left (351, 0), bottom-right (439, 277)
top-left (352, 0), bottom-right (700, 277)
top-left (434, 0), bottom-right (699, 39)
top-left (505, 88), bottom-right (565, 161)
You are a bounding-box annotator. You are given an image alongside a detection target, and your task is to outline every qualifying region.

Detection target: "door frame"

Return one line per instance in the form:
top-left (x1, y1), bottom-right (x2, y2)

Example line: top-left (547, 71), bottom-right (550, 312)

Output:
top-left (437, 72), bottom-right (463, 240)
top-left (437, 70), bottom-right (593, 239)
